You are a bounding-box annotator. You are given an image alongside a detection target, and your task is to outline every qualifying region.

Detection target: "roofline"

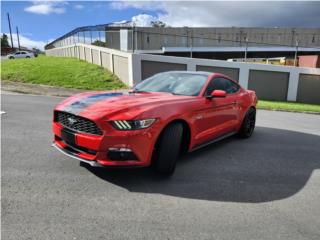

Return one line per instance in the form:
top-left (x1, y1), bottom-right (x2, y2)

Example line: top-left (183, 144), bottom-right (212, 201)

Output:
top-left (45, 25), bottom-right (320, 49)
top-left (45, 23), bottom-right (133, 48)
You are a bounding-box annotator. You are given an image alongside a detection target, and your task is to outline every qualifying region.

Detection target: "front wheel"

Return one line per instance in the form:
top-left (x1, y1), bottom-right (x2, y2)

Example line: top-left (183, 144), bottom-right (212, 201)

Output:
top-left (9, 56), bottom-right (14, 59)
top-left (239, 107), bottom-right (256, 138)
top-left (153, 122), bottom-right (183, 175)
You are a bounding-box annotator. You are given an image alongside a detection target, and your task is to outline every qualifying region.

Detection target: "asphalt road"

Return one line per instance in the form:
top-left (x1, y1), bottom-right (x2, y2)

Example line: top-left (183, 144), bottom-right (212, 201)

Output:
top-left (2, 93), bottom-right (320, 240)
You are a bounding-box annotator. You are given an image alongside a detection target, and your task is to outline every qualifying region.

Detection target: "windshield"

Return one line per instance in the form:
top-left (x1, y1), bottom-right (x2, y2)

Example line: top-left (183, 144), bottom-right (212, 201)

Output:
top-left (134, 72), bottom-right (208, 96)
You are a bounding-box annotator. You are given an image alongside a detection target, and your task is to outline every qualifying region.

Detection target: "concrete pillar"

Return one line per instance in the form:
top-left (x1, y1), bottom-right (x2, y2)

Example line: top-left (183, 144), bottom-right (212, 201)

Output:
top-left (187, 62), bottom-right (196, 71)
top-left (131, 54), bottom-right (142, 84)
top-left (99, 50), bottom-right (102, 67)
top-left (90, 48), bottom-right (93, 63)
top-left (287, 71), bottom-right (299, 101)
top-left (238, 67), bottom-right (250, 89)
top-left (109, 53), bottom-right (114, 73)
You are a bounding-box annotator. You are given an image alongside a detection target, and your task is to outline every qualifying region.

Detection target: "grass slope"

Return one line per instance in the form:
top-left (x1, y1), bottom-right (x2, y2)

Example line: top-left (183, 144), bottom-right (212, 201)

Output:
top-left (258, 100), bottom-right (320, 113)
top-left (1, 55), bottom-right (127, 90)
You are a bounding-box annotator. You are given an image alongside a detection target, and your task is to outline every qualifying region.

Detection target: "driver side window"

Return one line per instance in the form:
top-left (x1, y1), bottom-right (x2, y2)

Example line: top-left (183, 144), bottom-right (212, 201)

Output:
top-left (205, 77), bottom-right (240, 95)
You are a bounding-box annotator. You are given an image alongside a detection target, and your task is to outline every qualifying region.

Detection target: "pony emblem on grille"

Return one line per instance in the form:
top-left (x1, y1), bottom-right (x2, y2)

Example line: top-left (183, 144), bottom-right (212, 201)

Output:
top-left (67, 117), bottom-right (77, 125)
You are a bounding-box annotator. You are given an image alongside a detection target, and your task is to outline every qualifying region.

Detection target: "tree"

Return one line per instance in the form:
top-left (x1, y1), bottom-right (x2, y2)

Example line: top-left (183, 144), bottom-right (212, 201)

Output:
top-left (92, 40), bottom-right (107, 47)
top-left (1, 34), bottom-right (10, 48)
top-left (151, 21), bottom-right (167, 28)
top-left (32, 47), bottom-right (43, 54)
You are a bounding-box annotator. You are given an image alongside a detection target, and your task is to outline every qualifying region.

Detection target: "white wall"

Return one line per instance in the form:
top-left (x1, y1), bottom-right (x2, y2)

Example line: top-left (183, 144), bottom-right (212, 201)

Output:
top-left (46, 43), bottom-right (320, 102)
top-left (132, 53), bottom-right (320, 102)
top-left (46, 43), bottom-right (134, 86)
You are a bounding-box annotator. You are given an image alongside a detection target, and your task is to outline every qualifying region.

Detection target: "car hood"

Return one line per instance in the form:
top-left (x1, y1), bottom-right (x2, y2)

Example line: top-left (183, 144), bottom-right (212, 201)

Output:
top-left (55, 91), bottom-right (195, 120)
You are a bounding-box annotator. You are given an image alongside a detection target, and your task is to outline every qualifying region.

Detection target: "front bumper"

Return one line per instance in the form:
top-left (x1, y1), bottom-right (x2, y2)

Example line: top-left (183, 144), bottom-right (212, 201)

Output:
top-left (52, 143), bottom-right (104, 167)
top-left (52, 121), bottom-right (158, 167)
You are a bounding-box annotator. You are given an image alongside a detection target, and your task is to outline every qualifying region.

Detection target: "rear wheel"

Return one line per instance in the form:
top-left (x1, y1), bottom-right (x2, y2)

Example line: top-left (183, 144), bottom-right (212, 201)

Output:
top-left (153, 122), bottom-right (183, 175)
top-left (239, 107), bottom-right (256, 138)
top-left (26, 56), bottom-right (30, 58)
top-left (9, 56), bottom-right (14, 59)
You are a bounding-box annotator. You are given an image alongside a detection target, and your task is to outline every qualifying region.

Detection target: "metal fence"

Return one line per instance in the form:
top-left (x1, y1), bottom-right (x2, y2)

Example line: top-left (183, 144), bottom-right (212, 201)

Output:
top-left (46, 27), bottom-right (320, 50)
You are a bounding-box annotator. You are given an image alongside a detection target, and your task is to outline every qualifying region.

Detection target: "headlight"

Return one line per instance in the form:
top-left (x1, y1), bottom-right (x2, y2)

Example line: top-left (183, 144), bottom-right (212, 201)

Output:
top-left (110, 119), bottom-right (156, 130)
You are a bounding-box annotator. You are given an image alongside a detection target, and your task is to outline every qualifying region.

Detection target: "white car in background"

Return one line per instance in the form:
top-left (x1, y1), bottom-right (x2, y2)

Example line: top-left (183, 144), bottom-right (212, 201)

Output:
top-left (7, 51), bottom-right (34, 59)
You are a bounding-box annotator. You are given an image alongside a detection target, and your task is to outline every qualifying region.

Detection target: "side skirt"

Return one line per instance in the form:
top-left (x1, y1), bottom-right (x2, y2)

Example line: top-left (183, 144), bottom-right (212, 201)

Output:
top-left (190, 131), bottom-right (237, 152)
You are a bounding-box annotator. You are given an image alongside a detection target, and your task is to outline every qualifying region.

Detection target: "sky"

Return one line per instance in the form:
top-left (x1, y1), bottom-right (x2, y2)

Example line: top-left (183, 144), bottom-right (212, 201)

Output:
top-left (1, 1), bottom-right (320, 50)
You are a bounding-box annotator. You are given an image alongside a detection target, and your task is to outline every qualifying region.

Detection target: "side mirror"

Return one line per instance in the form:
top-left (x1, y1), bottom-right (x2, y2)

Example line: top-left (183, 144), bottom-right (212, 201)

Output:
top-left (210, 90), bottom-right (226, 98)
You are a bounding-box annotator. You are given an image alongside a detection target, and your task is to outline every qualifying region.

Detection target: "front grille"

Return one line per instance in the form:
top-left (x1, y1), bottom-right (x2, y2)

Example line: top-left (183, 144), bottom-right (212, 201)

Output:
top-left (55, 111), bottom-right (102, 135)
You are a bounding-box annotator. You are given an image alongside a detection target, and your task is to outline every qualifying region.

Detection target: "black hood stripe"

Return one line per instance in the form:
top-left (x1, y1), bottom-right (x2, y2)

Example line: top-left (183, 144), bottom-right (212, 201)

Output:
top-left (63, 92), bottom-right (127, 115)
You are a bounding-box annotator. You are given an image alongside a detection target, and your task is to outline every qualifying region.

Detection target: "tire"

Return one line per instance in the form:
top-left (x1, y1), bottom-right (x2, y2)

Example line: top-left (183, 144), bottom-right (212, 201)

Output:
top-left (26, 56), bottom-right (30, 58)
top-left (239, 107), bottom-right (256, 138)
top-left (153, 122), bottom-right (183, 175)
top-left (9, 56), bottom-right (14, 59)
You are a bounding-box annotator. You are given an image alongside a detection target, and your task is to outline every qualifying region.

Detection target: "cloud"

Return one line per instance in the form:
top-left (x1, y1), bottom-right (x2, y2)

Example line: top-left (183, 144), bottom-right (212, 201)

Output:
top-left (24, 1), bottom-right (66, 15)
top-left (131, 14), bottom-right (157, 27)
top-left (74, 4), bottom-right (84, 10)
top-left (5, 33), bottom-right (47, 50)
top-left (110, 1), bottom-right (161, 11)
top-left (110, 1), bottom-right (320, 27)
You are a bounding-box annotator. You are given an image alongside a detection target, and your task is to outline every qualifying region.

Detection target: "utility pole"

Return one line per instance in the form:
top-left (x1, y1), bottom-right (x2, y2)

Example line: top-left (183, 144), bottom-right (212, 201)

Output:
top-left (16, 26), bottom-right (21, 51)
top-left (244, 37), bottom-right (248, 62)
top-left (294, 39), bottom-right (299, 67)
top-left (185, 27), bottom-right (193, 58)
top-left (7, 13), bottom-right (14, 50)
top-left (132, 23), bottom-right (136, 53)
top-left (190, 29), bottom-right (193, 58)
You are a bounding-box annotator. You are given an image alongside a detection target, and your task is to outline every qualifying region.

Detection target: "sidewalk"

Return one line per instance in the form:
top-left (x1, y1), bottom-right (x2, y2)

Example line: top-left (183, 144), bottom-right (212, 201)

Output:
top-left (2, 81), bottom-right (87, 97)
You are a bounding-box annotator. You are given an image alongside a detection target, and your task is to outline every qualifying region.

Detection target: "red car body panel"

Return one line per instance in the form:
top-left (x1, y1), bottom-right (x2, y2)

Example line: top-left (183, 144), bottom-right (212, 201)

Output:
top-left (52, 72), bottom-right (257, 167)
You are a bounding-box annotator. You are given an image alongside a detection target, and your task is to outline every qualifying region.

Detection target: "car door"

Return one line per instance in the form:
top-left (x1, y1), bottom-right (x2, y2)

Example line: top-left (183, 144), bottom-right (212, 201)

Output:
top-left (14, 52), bottom-right (21, 58)
top-left (20, 52), bottom-right (27, 58)
top-left (193, 77), bottom-right (240, 146)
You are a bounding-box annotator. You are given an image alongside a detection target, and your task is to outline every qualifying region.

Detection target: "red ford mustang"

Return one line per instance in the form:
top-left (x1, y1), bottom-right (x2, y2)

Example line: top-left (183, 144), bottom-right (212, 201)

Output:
top-left (52, 71), bottom-right (257, 174)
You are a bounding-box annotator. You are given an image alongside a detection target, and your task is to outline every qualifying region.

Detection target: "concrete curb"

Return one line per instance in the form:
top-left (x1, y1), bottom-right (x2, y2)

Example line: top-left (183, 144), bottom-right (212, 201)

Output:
top-left (257, 107), bottom-right (320, 115)
top-left (2, 81), bottom-right (86, 97)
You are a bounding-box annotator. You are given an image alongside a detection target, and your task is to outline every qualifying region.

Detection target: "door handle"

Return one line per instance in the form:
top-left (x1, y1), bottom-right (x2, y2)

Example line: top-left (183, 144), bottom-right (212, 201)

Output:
top-left (232, 101), bottom-right (237, 105)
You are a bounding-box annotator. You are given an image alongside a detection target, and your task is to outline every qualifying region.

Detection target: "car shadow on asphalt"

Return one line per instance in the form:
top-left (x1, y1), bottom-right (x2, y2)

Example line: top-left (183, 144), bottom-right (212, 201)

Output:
top-left (83, 126), bottom-right (320, 203)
